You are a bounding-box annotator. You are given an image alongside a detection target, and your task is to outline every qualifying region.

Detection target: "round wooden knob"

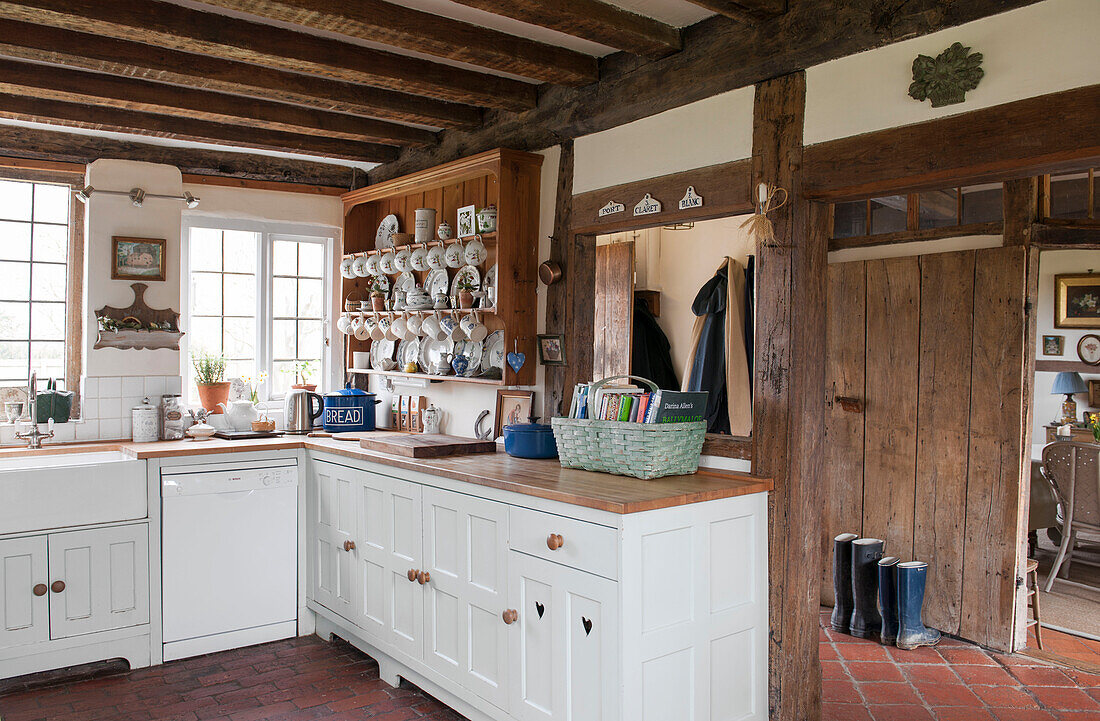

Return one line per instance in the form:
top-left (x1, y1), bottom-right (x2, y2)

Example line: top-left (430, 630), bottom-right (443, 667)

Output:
top-left (417, 571), bottom-right (431, 585)
top-left (408, 568), bottom-right (419, 582)
top-left (50, 580), bottom-right (65, 593)
top-left (502, 609), bottom-right (518, 625)
top-left (546, 534), bottom-right (564, 551)
top-left (343, 540), bottom-right (356, 552)
top-left (33, 583), bottom-right (47, 597)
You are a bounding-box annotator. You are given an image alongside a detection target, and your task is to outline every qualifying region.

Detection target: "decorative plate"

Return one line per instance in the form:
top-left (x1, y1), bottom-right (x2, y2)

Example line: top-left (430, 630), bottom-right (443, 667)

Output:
top-left (452, 339), bottom-right (484, 377)
top-left (418, 338), bottom-right (453, 374)
top-left (376, 214), bottom-right (399, 250)
top-left (483, 330), bottom-right (505, 372)
top-left (450, 265), bottom-right (481, 304)
top-left (1079, 334), bottom-right (1100, 365)
top-left (370, 338), bottom-right (396, 369)
top-left (424, 268), bottom-right (450, 298)
top-left (396, 339), bottom-right (420, 370)
top-left (483, 264), bottom-right (497, 308)
top-left (390, 272), bottom-right (415, 302)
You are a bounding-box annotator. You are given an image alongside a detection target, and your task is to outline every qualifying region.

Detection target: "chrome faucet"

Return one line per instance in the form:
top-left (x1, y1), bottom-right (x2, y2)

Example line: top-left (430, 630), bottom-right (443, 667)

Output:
top-left (16, 371), bottom-right (54, 449)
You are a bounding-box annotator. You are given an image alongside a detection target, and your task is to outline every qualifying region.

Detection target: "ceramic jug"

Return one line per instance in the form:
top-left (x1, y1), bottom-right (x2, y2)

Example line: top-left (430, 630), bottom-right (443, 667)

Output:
top-left (422, 405), bottom-right (443, 434)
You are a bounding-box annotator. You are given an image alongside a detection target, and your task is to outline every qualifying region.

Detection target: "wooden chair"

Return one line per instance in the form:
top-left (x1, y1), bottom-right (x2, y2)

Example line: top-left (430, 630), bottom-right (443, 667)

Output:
top-left (1041, 441), bottom-right (1100, 592)
top-left (1025, 558), bottom-right (1043, 650)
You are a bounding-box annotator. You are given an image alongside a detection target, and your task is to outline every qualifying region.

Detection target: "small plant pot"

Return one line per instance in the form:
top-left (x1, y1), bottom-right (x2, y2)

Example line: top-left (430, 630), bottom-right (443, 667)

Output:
top-left (292, 383), bottom-right (317, 392)
top-left (458, 290), bottom-right (474, 309)
top-left (371, 294), bottom-right (386, 312)
top-left (196, 382), bottom-right (230, 414)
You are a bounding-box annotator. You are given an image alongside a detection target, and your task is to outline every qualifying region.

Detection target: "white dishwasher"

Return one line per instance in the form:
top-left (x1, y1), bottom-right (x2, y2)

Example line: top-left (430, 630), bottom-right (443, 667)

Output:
top-left (161, 458), bottom-right (299, 661)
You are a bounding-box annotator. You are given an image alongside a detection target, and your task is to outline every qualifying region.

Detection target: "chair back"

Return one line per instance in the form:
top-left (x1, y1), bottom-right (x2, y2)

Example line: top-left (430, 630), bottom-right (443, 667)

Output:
top-left (1043, 441), bottom-right (1100, 531)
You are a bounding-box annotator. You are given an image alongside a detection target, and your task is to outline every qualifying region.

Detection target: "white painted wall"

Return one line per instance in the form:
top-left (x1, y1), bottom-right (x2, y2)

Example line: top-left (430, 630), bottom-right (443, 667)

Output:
top-left (804, 0), bottom-right (1100, 145)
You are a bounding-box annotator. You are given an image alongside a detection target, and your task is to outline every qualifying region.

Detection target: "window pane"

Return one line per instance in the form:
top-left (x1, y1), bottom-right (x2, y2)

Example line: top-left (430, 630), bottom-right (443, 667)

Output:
top-left (918, 189), bottom-right (958, 229)
top-left (0, 221), bottom-right (30, 260)
top-left (0, 262), bottom-right (29, 301)
top-left (869, 196), bottom-right (907, 234)
top-left (0, 341), bottom-right (29, 381)
top-left (299, 279), bottom-right (322, 318)
top-left (273, 277), bottom-right (297, 316)
top-left (31, 303), bottom-right (65, 340)
top-left (1049, 172), bottom-right (1090, 219)
top-left (223, 273), bottom-right (255, 310)
top-left (190, 228), bottom-right (222, 271)
top-left (271, 360), bottom-right (297, 396)
top-left (960, 183), bottom-right (1003, 224)
top-left (223, 231), bottom-right (257, 273)
top-left (833, 201), bottom-right (866, 238)
top-left (0, 180), bottom-right (31, 221)
top-left (30, 341), bottom-right (64, 379)
top-left (298, 242), bottom-right (324, 278)
top-left (189, 317), bottom-right (223, 355)
top-left (191, 272), bottom-right (222, 315)
top-left (31, 263), bottom-right (66, 302)
top-left (224, 360), bottom-right (253, 381)
top-left (298, 320), bottom-right (321, 358)
top-left (32, 223), bottom-right (67, 262)
top-left (273, 240), bottom-right (297, 275)
top-left (223, 317), bottom-right (255, 360)
top-left (33, 183), bottom-right (69, 224)
top-left (0, 301), bottom-right (28, 339)
top-left (273, 319), bottom-right (296, 359)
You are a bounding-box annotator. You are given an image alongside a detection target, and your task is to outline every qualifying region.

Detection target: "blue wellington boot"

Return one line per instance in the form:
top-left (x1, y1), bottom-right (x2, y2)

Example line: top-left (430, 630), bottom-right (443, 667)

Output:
top-left (849, 538), bottom-right (884, 639)
top-left (877, 557), bottom-right (899, 645)
top-left (831, 533), bottom-right (859, 633)
top-left (896, 561), bottom-right (942, 650)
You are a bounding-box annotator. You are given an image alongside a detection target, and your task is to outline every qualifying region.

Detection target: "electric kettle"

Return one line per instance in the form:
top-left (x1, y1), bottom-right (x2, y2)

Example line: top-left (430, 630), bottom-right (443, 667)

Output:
top-left (284, 387), bottom-right (323, 434)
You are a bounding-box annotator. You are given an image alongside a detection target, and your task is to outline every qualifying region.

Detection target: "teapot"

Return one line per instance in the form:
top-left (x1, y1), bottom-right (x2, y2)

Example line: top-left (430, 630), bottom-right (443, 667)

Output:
top-left (422, 404), bottom-right (443, 434)
top-left (405, 285), bottom-right (432, 310)
top-left (217, 400), bottom-right (259, 431)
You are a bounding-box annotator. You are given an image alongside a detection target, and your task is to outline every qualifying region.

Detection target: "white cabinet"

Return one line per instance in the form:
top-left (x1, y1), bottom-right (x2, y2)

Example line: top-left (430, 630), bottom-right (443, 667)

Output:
top-left (310, 461), bottom-right (356, 619)
top-left (0, 536), bottom-right (49, 650)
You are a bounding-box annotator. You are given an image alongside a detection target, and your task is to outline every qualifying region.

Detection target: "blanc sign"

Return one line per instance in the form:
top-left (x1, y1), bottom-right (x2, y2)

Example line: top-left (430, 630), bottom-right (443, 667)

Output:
top-left (678, 186), bottom-right (704, 210)
top-left (633, 193), bottom-right (661, 216)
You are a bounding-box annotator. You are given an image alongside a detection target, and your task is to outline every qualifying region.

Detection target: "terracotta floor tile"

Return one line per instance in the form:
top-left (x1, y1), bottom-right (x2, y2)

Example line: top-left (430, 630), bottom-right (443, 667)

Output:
top-left (823, 703), bottom-right (874, 721)
top-left (937, 648), bottom-right (998, 666)
top-left (904, 665), bottom-right (959, 685)
top-left (970, 685), bottom-right (1040, 709)
top-left (858, 682), bottom-right (922, 705)
top-left (934, 708), bottom-right (995, 721)
top-left (847, 662), bottom-right (905, 683)
top-left (1030, 685), bottom-right (1100, 711)
top-left (836, 643), bottom-right (894, 663)
top-left (991, 710), bottom-right (1057, 721)
top-left (822, 661), bottom-right (848, 680)
top-left (823, 679), bottom-right (863, 705)
top-left (952, 664), bottom-right (1018, 686)
top-left (1007, 665), bottom-right (1076, 687)
top-left (868, 704), bottom-right (935, 721)
top-left (887, 646), bottom-right (947, 665)
top-left (912, 682), bottom-right (983, 708)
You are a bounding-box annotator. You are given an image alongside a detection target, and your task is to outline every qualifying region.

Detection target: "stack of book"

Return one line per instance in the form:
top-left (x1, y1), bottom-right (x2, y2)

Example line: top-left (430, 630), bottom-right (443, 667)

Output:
top-left (566, 383), bottom-right (707, 424)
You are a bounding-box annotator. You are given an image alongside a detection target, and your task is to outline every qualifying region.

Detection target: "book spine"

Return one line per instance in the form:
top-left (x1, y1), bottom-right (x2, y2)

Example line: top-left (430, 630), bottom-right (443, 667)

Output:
top-left (618, 396), bottom-right (633, 422)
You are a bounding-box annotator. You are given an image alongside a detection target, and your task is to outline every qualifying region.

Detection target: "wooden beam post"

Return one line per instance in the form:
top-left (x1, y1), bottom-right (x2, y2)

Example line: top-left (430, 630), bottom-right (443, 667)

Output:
top-left (751, 71), bottom-right (825, 721)
top-left (544, 140), bottom-right (574, 419)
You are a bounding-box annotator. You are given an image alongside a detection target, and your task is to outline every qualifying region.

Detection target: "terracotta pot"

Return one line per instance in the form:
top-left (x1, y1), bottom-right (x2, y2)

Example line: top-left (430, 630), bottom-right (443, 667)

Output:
top-left (196, 382), bottom-right (230, 413)
top-left (371, 294), bottom-right (386, 312)
top-left (459, 290), bottom-right (474, 309)
top-left (292, 383), bottom-right (317, 392)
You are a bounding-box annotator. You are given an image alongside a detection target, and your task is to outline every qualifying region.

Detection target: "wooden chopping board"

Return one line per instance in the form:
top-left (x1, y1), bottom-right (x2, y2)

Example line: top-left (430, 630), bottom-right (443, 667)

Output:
top-left (360, 432), bottom-right (497, 458)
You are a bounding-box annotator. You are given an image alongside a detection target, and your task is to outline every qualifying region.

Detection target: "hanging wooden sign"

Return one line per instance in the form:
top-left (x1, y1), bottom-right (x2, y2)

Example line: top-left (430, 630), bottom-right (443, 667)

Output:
top-left (598, 200), bottom-right (625, 218)
top-left (678, 186), bottom-right (704, 210)
top-left (633, 193), bottom-right (661, 216)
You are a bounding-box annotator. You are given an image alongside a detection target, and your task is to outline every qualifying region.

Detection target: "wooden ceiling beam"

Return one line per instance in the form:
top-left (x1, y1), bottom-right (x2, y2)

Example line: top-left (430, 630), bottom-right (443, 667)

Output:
top-left (195, 0), bottom-right (597, 86)
top-left (684, 0), bottom-right (785, 24)
top-left (0, 93), bottom-right (399, 163)
top-left (418, 0), bottom-right (681, 59)
top-left (0, 0), bottom-right (537, 111)
top-left (0, 58), bottom-right (437, 147)
top-left (0, 19), bottom-right (482, 130)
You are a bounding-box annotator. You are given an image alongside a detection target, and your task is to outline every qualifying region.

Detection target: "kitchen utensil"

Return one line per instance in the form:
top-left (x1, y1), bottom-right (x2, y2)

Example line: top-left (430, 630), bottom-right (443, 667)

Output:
top-left (390, 313), bottom-right (409, 340)
top-left (393, 247), bottom-right (412, 273)
top-left (211, 429), bottom-right (281, 440)
top-left (322, 384), bottom-right (380, 433)
top-left (451, 353), bottom-right (469, 376)
top-left (397, 339), bottom-right (421, 370)
top-left (410, 245), bottom-right (430, 272)
top-left (365, 253), bottom-right (382, 276)
top-left (414, 208), bottom-right (436, 244)
top-left (477, 205), bottom-right (497, 233)
top-left (433, 292), bottom-right (450, 309)
top-left (538, 260), bottom-right (562, 285)
top-left (437, 221), bottom-right (453, 240)
top-left (284, 386), bottom-right (323, 434)
top-left (217, 400), bottom-right (259, 431)
top-left (375, 214), bottom-right (398, 249)
top-left (383, 313), bottom-right (400, 341)
top-left (370, 339), bottom-right (395, 370)
top-left (426, 242), bottom-right (447, 271)
top-left (474, 410), bottom-right (492, 440)
top-left (186, 420), bottom-right (217, 441)
top-left (379, 250), bottom-right (397, 275)
top-left (4, 401), bottom-right (23, 422)
top-left (424, 267), bottom-right (449, 298)
top-left (359, 432), bottom-right (496, 458)
top-left (460, 313), bottom-right (487, 342)
top-left (444, 241), bottom-right (464, 269)
top-left (464, 234), bottom-right (487, 266)
top-left (422, 405), bottom-right (442, 434)
top-left (352, 254), bottom-right (370, 277)
top-left (336, 313), bottom-right (351, 335)
top-left (131, 397), bottom-right (158, 442)
top-left (392, 288), bottom-right (406, 311)
top-left (371, 315), bottom-right (390, 341)
top-left (503, 417), bottom-right (558, 459)
top-left (391, 271), bottom-right (416, 304)
top-left (340, 256), bottom-right (355, 279)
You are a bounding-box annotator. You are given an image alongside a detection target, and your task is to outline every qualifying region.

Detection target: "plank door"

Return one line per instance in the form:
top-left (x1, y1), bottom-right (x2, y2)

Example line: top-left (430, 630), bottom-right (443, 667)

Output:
top-left (47, 524), bottom-right (149, 639)
top-left (0, 536), bottom-right (49, 649)
top-left (593, 242), bottom-right (635, 381)
top-left (422, 486), bottom-right (510, 710)
top-left (352, 468), bottom-right (424, 659)
top-left (310, 460), bottom-right (356, 619)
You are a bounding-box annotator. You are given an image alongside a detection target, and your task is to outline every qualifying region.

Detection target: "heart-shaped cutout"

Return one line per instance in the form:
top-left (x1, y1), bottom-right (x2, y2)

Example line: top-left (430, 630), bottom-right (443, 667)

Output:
top-left (535, 601), bottom-right (545, 619)
top-left (582, 617), bottom-right (592, 635)
top-left (507, 351), bottom-right (525, 373)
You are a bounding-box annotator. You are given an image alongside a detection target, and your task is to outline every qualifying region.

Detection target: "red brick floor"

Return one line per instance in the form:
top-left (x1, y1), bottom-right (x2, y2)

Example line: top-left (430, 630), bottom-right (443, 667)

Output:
top-left (1028, 625), bottom-right (1100, 671)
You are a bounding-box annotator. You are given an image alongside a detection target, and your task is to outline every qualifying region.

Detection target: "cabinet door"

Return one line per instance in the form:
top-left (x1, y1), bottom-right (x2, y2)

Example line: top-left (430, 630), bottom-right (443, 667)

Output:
top-left (0, 536), bottom-right (49, 649)
top-left (561, 564), bottom-right (618, 721)
top-left (422, 487), bottom-right (510, 710)
top-left (310, 461), bottom-right (356, 619)
top-left (352, 468), bottom-right (423, 659)
top-left (47, 524), bottom-right (150, 639)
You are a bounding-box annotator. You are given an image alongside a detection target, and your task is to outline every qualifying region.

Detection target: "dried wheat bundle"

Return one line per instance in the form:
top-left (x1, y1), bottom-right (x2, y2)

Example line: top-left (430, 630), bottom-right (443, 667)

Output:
top-left (740, 183), bottom-right (788, 247)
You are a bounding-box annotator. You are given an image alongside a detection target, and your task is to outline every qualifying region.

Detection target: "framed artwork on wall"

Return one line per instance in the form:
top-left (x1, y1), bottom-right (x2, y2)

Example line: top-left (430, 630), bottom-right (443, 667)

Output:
top-left (1078, 334), bottom-right (1100, 365)
top-left (1089, 379), bottom-right (1100, 408)
top-left (1042, 335), bottom-right (1065, 356)
top-left (1055, 273), bottom-right (1100, 329)
top-left (456, 205), bottom-right (476, 239)
top-left (494, 388), bottom-right (534, 438)
top-left (112, 236), bottom-right (166, 281)
top-left (537, 334), bottom-right (566, 365)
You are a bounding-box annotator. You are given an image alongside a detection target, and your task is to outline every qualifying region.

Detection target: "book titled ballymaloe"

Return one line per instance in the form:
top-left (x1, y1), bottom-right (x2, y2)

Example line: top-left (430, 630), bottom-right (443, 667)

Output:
top-left (643, 390), bottom-right (708, 423)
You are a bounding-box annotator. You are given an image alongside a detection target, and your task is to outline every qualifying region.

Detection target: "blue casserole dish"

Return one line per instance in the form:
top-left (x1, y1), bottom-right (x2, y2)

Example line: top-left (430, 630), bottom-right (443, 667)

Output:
top-left (502, 419), bottom-right (558, 459)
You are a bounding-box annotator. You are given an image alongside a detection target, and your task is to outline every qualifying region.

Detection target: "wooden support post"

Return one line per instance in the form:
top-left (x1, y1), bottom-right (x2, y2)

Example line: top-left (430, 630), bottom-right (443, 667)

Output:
top-left (751, 71), bottom-right (824, 721)
top-left (1003, 177), bottom-right (1038, 246)
top-left (544, 140), bottom-right (574, 418)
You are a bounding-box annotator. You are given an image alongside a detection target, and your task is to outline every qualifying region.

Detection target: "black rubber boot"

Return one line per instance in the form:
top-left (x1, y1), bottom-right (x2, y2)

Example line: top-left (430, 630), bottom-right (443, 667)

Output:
top-left (831, 533), bottom-right (859, 634)
top-left (849, 538), bottom-right (884, 639)
top-left (878, 556), bottom-right (899, 645)
top-left (896, 561), bottom-right (942, 650)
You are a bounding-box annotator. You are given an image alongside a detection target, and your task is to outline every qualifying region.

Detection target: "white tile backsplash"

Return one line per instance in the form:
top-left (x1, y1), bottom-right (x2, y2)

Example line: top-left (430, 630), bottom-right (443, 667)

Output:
top-left (144, 376), bottom-right (166, 397)
top-left (166, 376), bottom-right (182, 395)
top-left (99, 418), bottom-right (122, 440)
top-left (99, 397), bottom-right (122, 419)
top-left (122, 376), bottom-right (144, 397)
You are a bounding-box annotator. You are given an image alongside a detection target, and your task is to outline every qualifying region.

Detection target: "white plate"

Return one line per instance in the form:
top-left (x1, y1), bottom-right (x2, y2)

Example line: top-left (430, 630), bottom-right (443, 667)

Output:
top-left (484, 330), bottom-right (505, 371)
top-left (424, 268), bottom-right (450, 298)
top-left (396, 339), bottom-right (420, 370)
top-left (376, 214), bottom-right (399, 250)
top-left (452, 339), bottom-right (484, 377)
top-left (483, 264), bottom-right (497, 308)
top-left (418, 338), bottom-right (453, 374)
top-left (450, 265), bottom-right (481, 303)
top-left (370, 339), bottom-right (396, 370)
top-left (390, 272), bottom-right (415, 302)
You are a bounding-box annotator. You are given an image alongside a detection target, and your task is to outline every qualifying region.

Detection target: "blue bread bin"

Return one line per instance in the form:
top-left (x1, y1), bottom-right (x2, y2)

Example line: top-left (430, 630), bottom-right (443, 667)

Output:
top-left (322, 384), bottom-right (380, 433)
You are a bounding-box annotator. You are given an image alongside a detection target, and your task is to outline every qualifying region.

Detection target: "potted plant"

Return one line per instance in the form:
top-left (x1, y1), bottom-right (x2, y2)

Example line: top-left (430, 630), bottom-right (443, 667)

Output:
top-left (370, 279), bottom-right (387, 312)
top-left (282, 360), bottom-right (318, 391)
top-left (457, 279), bottom-right (476, 309)
top-left (192, 351), bottom-right (229, 413)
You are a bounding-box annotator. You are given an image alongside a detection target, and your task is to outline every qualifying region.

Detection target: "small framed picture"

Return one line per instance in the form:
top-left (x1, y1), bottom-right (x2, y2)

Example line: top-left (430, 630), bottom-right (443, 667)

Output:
top-left (1090, 379), bottom-right (1100, 408)
top-left (1078, 334), bottom-right (1100, 365)
top-left (1042, 335), bottom-right (1065, 356)
top-left (1055, 273), bottom-right (1100, 329)
top-left (494, 388), bottom-right (535, 438)
top-left (537, 334), bottom-right (566, 365)
top-left (112, 236), bottom-right (166, 281)
top-left (456, 205), bottom-right (477, 238)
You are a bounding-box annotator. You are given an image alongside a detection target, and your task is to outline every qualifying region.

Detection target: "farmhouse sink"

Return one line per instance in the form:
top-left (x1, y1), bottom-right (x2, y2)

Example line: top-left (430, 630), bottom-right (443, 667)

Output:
top-left (0, 450), bottom-right (147, 534)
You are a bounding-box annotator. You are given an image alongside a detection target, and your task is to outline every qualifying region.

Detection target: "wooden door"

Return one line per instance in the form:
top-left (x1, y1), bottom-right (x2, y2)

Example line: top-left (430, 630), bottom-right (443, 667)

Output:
top-left (310, 460), bottom-right (356, 619)
top-left (422, 486), bottom-right (510, 710)
top-left (47, 524), bottom-right (149, 639)
top-left (0, 536), bottom-right (49, 649)
top-left (593, 242), bottom-right (635, 381)
top-left (352, 467), bottom-right (424, 659)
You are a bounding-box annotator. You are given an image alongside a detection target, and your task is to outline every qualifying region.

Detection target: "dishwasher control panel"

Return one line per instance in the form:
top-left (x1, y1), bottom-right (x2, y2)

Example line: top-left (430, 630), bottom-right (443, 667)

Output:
top-left (162, 463), bottom-right (299, 497)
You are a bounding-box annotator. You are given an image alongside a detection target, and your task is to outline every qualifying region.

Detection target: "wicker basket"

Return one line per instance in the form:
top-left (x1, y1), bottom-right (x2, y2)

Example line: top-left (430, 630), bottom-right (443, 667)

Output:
top-left (551, 375), bottom-right (707, 480)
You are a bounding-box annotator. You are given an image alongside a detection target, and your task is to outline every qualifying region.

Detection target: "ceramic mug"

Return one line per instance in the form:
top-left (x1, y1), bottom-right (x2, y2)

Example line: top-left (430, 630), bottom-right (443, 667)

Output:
top-left (421, 312), bottom-right (446, 342)
top-left (393, 247), bottom-right (413, 273)
top-left (340, 256), bottom-right (356, 279)
top-left (349, 313), bottom-right (364, 335)
top-left (365, 253), bottom-right (382, 276)
top-left (410, 246), bottom-right (430, 272)
top-left (354, 316), bottom-right (372, 341)
top-left (460, 313), bottom-right (488, 342)
top-left (379, 250), bottom-right (397, 275)
top-left (444, 242), bottom-right (464, 269)
top-left (371, 316), bottom-right (390, 341)
top-left (390, 313), bottom-right (408, 340)
top-left (439, 313), bottom-right (463, 341)
top-left (464, 235), bottom-right (487, 266)
top-left (352, 254), bottom-right (370, 278)
top-left (336, 313), bottom-right (351, 335)
top-left (405, 313), bottom-right (423, 338)
top-left (385, 314), bottom-right (402, 342)
top-left (426, 243), bottom-right (447, 271)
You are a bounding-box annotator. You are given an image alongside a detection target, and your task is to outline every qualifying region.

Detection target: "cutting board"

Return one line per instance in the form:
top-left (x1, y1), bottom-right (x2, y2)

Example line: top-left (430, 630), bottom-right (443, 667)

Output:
top-left (360, 432), bottom-right (497, 458)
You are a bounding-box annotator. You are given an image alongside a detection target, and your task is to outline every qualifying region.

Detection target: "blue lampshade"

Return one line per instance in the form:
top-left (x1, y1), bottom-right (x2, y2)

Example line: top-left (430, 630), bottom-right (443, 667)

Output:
top-left (1052, 371), bottom-right (1088, 395)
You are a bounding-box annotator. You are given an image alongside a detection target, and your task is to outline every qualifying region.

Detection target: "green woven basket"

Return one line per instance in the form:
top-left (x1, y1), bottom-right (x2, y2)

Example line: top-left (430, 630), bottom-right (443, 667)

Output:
top-left (551, 375), bottom-right (707, 480)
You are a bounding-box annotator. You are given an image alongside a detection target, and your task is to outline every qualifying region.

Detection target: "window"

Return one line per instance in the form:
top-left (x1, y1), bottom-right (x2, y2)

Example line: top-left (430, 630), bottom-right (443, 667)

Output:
top-left (832, 184), bottom-right (1004, 240)
top-left (183, 222), bottom-right (333, 404)
top-left (0, 175), bottom-right (81, 398)
top-left (1045, 169), bottom-right (1097, 220)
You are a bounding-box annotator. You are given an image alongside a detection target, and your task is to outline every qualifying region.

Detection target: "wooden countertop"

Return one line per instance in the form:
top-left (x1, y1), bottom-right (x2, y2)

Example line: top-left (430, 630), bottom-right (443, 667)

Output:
top-left (3, 437), bottom-right (772, 514)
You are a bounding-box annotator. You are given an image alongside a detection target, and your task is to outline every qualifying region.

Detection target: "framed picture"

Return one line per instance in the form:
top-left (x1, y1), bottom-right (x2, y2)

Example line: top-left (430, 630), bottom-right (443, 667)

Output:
top-left (494, 388), bottom-right (535, 438)
top-left (1078, 334), bottom-right (1100, 365)
top-left (1089, 379), bottom-right (1100, 408)
top-left (1055, 273), bottom-right (1100, 329)
top-left (1042, 334), bottom-right (1065, 356)
top-left (456, 204), bottom-right (476, 238)
top-left (537, 334), bottom-right (566, 365)
top-left (112, 236), bottom-right (166, 281)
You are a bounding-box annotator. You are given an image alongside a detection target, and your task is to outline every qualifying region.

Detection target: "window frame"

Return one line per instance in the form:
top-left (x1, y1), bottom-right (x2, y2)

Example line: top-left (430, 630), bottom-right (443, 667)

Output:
top-left (181, 217), bottom-right (339, 407)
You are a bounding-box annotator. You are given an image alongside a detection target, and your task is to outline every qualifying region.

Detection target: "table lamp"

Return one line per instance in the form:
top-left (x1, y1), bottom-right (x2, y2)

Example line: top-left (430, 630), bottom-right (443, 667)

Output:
top-left (1052, 371), bottom-right (1088, 424)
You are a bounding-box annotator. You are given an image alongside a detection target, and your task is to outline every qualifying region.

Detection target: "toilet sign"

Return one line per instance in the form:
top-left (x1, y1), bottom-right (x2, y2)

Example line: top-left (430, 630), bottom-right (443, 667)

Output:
top-left (633, 193), bottom-right (661, 216)
top-left (598, 200), bottom-right (625, 218)
top-left (678, 186), bottom-right (704, 210)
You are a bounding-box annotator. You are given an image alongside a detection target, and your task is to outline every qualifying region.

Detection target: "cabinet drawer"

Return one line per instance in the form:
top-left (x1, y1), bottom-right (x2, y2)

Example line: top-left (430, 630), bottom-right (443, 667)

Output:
top-left (508, 506), bottom-right (618, 580)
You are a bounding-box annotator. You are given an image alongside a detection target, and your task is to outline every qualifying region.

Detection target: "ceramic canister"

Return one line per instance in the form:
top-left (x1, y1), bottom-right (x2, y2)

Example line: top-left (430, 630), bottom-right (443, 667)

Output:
top-left (132, 397), bottom-right (158, 443)
top-left (414, 208), bottom-right (436, 244)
